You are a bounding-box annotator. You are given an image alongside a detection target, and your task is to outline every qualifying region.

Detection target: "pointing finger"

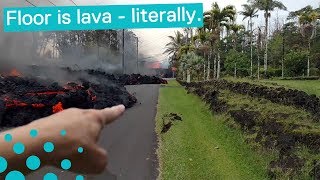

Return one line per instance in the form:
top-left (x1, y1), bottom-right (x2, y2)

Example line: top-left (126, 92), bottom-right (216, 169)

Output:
top-left (99, 105), bottom-right (126, 125)
top-left (86, 105), bottom-right (125, 130)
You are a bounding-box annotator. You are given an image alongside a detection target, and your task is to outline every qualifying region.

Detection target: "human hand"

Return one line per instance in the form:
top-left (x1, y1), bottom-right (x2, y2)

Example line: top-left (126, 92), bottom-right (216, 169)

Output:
top-left (28, 105), bottom-right (125, 174)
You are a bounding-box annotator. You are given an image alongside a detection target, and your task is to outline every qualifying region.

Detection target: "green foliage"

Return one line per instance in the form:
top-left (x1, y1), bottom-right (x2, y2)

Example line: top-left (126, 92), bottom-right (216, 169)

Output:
top-left (225, 50), bottom-right (250, 76)
top-left (167, 2), bottom-right (320, 80)
top-left (269, 33), bottom-right (283, 67)
top-left (260, 68), bottom-right (282, 78)
top-left (284, 51), bottom-right (308, 77)
top-left (179, 52), bottom-right (205, 80)
top-left (280, 76), bottom-right (319, 80)
top-left (309, 68), bottom-right (320, 76)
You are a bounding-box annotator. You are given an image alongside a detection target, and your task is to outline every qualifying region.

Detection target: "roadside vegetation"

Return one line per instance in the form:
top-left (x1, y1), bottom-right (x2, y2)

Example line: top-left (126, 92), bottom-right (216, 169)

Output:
top-left (184, 80), bottom-right (320, 179)
top-left (224, 76), bottom-right (320, 97)
top-left (156, 81), bottom-right (269, 180)
top-left (161, 0), bottom-right (320, 179)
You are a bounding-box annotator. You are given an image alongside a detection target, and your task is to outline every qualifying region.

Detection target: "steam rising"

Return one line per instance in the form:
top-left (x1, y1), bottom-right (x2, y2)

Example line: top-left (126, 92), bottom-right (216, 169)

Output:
top-left (0, 1), bottom-right (157, 82)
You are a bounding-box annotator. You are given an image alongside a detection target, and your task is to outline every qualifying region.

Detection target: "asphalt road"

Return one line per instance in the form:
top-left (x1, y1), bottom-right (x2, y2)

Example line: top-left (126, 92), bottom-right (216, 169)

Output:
top-left (27, 84), bottom-right (160, 180)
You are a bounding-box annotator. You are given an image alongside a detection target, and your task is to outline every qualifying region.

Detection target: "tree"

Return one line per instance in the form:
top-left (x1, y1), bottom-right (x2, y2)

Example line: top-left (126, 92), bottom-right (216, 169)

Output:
top-left (290, 6), bottom-right (319, 76)
top-left (250, 0), bottom-right (287, 76)
top-left (230, 24), bottom-right (245, 50)
top-left (194, 27), bottom-right (211, 80)
top-left (256, 27), bottom-right (263, 80)
top-left (163, 30), bottom-right (184, 67)
top-left (240, 3), bottom-right (259, 77)
top-left (204, 2), bottom-right (236, 79)
top-left (225, 49), bottom-right (250, 77)
top-left (285, 50), bottom-right (308, 76)
top-left (180, 52), bottom-right (205, 81)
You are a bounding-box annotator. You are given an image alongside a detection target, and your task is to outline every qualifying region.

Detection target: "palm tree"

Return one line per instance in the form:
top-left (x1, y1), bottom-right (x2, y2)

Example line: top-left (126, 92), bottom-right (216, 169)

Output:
top-left (164, 31), bottom-right (185, 79)
top-left (240, 3), bottom-right (259, 77)
top-left (290, 6), bottom-right (319, 77)
top-left (164, 31), bottom-right (184, 61)
top-left (204, 2), bottom-right (236, 79)
top-left (183, 28), bottom-right (194, 44)
top-left (250, 0), bottom-right (287, 76)
top-left (194, 28), bottom-right (211, 80)
top-left (256, 27), bottom-right (263, 80)
top-left (230, 24), bottom-right (245, 50)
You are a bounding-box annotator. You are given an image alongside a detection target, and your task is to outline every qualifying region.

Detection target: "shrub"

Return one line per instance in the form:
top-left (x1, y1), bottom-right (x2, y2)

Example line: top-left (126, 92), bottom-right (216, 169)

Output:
top-left (260, 68), bottom-right (282, 78)
top-left (309, 68), bottom-right (320, 77)
top-left (284, 51), bottom-right (308, 77)
top-left (280, 76), bottom-right (319, 80)
top-left (225, 49), bottom-right (250, 76)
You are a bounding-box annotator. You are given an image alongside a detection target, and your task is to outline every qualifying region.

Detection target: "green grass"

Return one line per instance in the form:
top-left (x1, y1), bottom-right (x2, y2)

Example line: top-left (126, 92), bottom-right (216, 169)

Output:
top-left (156, 80), bottom-right (269, 180)
top-left (225, 77), bottom-right (320, 97)
top-left (260, 80), bottom-right (320, 97)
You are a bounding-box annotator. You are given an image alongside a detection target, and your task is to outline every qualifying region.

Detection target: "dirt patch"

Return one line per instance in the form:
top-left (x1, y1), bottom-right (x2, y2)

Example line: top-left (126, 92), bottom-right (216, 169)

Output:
top-left (268, 154), bottom-right (304, 179)
top-left (183, 80), bottom-right (320, 118)
top-left (161, 113), bottom-right (183, 134)
top-left (229, 110), bottom-right (259, 130)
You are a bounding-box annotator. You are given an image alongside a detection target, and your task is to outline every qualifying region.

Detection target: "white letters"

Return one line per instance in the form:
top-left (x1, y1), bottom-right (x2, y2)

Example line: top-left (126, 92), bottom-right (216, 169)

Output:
top-left (77, 9), bottom-right (112, 24)
top-left (186, 10), bottom-right (196, 25)
top-left (102, 12), bottom-right (112, 23)
top-left (131, 7), bottom-right (198, 25)
top-left (7, 10), bottom-right (17, 26)
top-left (149, 11), bottom-right (158, 22)
top-left (6, 10), bottom-right (52, 26)
top-left (62, 13), bottom-right (70, 24)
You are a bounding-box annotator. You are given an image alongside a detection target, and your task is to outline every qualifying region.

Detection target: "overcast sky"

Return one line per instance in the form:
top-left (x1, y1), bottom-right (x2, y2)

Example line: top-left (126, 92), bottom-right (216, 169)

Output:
top-left (1, 0), bottom-right (319, 64)
top-left (99, 0), bottom-right (319, 64)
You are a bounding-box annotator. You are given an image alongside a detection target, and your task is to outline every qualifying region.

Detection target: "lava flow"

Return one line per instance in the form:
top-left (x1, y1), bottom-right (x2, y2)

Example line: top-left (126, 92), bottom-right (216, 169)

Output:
top-left (0, 68), bottom-right (22, 77)
top-left (0, 68), bottom-right (167, 128)
top-left (53, 102), bottom-right (64, 113)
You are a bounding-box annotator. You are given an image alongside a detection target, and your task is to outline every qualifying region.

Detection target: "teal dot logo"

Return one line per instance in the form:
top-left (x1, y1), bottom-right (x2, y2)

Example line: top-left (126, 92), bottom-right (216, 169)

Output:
top-left (0, 156), bottom-right (8, 173)
top-left (4, 134), bottom-right (12, 142)
top-left (78, 147), bottom-right (84, 154)
top-left (61, 159), bottom-right (71, 170)
top-left (13, 142), bottom-right (25, 155)
top-left (30, 130), bottom-right (38, 138)
top-left (44, 142), bottom-right (54, 153)
top-left (76, 175), bottom-right (84, 180)
top-left (60, 130), bottom-right (67, 136)
top-left (43, 173), bottom-right (58, 180)
top-left (26, 155), bottom-right (41, 170)
top-left (5, 170), bottom-right (25, 180)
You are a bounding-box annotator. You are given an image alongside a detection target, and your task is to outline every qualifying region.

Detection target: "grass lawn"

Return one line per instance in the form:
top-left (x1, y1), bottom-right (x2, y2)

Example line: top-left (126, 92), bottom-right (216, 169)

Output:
top-left (155, 80), bottom-right (269, 180)
top-left (225, 77), bottom-right (320, 96)
top-left (261, 80), bottom-right (320, 97)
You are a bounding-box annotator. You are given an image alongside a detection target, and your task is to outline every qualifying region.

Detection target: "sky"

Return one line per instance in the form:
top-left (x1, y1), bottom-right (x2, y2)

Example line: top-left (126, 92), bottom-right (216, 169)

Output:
top-left (1, 0), bottom-right (319, 65)
top-left (128, 0), bottom-right (320, 65)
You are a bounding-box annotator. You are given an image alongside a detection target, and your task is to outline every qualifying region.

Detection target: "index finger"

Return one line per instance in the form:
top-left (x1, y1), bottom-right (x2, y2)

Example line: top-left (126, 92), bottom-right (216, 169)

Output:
top-left (99, 104), bottom-right (126, 125)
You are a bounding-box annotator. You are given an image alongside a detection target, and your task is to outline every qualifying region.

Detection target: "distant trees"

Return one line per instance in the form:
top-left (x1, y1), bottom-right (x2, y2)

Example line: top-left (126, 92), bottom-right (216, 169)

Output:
top-left (249, 0), bottom-right (287, 74)
top-left (240, 3), bottom-right (259, 77)
top-left (289, 6), bottom-right (320, 76)
top-left (166, 1), bottom-right (320, 81)
top-left (203, 2), bottom-right (236, 79)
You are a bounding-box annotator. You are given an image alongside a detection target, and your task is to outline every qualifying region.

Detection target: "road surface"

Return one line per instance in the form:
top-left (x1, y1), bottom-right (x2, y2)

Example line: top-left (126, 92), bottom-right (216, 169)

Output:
top-left (27, 84), bottom-right (160, 180)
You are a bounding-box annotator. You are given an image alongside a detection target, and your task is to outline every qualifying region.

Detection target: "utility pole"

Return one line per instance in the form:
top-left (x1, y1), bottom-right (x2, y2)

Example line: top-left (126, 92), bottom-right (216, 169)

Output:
top-left (282, 25), bottom-right (285, 78)
top-left (136, 37), bottom-right (139, 74)
top-left (122, 29), bottom-right (125, 74)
